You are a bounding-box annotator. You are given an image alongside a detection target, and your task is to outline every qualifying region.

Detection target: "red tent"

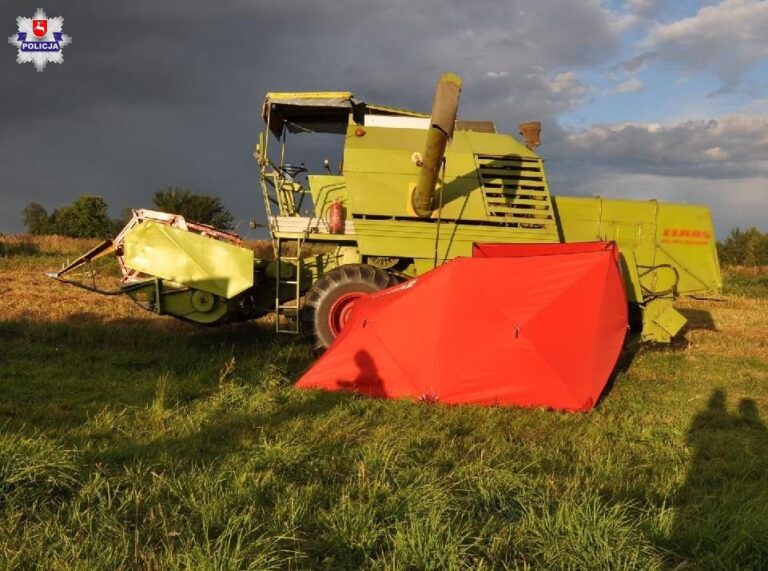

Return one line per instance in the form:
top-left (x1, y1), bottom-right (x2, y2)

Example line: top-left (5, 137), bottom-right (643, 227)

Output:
top-left (296, 242), bottom-right (628, 411)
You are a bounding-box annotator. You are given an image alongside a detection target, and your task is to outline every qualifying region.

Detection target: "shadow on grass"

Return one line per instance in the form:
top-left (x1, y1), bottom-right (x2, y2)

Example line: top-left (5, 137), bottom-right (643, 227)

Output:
top-left (102, 350), bottom-right (382, 466)
top-left (669, 389), bottom-right (768, 567)
top-left (0, 312), bottom-right (281, 351)
top-left (0, 240), bottom-right (40, 257)
top-left (597, 334), bottom-right (642, 406)
top-left (106, 388), bottom-right (355, 468)
top-left (642, 307), bottom-right (716, 356)
top-left (678, 307), bottom-right (717, 332)
top-left (600, 306), bottom-right (715, 405)
top-left (631, 307), bottom-right (717, 360)
top-left (0, 314), bottom-right (311, 435)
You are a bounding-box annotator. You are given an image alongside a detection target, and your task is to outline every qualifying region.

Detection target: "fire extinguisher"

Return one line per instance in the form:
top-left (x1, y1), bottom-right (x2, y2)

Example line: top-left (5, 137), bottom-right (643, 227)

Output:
top-left (327, 200), bottom-right (344, 234)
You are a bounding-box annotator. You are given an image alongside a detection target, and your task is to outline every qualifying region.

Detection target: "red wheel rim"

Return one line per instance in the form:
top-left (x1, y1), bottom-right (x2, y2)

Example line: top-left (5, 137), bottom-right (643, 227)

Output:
top-left (328, 292), bottom-right (366, 337)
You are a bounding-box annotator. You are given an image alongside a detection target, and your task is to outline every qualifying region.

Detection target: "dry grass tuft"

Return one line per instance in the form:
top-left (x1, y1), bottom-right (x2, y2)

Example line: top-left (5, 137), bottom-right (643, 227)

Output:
top-left (0, 234), bottom-right (104, 257)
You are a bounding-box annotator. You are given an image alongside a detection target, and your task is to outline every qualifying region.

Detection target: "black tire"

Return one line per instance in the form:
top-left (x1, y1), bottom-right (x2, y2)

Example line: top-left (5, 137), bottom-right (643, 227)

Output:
top-left (301, 264), bottom-right (397, 352)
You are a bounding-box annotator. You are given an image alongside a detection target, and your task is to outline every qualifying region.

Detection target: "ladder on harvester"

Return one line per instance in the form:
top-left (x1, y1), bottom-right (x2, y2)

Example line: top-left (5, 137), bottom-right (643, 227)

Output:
top-left (256, 140), bottom-right (314, 334)
top-left (274, 235), bottom-right (303, 333)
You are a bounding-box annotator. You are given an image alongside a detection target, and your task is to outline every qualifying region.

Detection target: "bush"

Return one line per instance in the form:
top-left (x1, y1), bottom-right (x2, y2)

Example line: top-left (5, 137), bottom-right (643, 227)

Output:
top-left (22, 196), bottom-right (115, 239)
top-left (51, 195), bottom-right (114, 239)
top-left (153, 187), bottom-right (234, 229)
top-left (22, 202), bottom-right (50, 235)
top-left (717, 227), bottom-right (768, 266)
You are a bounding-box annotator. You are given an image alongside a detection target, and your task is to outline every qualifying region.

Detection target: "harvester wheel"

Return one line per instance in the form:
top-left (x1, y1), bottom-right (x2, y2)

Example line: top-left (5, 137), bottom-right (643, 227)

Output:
top-left (301, 264), bottom-right (397, 352)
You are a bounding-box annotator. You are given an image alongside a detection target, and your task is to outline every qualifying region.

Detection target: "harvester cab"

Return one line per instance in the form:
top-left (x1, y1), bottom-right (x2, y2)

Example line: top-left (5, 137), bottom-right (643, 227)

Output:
top-left (50, 73), bottom-right (722, 352)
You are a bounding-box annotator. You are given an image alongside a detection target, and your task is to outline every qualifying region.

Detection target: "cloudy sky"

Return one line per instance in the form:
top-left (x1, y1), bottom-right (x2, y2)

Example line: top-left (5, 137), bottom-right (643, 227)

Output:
top-left (1, 0), bottom-right (766, 236)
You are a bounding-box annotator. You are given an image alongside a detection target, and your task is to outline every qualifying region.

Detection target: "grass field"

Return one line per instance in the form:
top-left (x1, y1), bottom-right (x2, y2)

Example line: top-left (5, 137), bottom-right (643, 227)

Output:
top-left (1, 235), bottom-right (767, 569)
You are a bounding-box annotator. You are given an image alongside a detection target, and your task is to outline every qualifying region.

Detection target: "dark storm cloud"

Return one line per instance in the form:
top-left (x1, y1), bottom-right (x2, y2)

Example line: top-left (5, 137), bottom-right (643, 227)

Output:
top-left (1, 0), bottom-right (622, 232)
top-left (1, 0), bottom-right (618, 123)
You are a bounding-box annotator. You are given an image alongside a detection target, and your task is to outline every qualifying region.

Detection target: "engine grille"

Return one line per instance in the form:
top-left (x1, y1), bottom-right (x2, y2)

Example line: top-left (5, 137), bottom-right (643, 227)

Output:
top-left (475, 154), bottom-right (556, 230)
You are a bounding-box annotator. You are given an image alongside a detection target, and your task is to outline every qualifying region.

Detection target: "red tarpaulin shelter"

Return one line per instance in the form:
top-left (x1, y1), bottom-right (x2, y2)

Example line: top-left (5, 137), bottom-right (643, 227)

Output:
top-left (296, 242), bottom-right (628, 411)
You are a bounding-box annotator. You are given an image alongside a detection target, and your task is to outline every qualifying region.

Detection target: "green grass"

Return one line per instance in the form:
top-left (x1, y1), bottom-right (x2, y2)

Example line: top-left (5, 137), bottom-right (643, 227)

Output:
top-left (722, 267), bottom-right (768, 298)
top-left (1, 239), bottom-right (767, 568)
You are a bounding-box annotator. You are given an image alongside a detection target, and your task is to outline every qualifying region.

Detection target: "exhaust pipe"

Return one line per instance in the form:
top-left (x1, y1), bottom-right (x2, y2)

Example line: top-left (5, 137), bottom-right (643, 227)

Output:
top-left (519, 121), bottom-right (542, 151)
top-left (412, 73), bottom-right (463, 218)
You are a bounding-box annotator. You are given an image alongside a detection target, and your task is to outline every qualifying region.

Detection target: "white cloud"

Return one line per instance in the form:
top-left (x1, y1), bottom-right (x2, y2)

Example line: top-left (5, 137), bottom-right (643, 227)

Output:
top-left (644, 0), bottom-right (768, 83)
top-left (605, 0), bottom-right (657, 32)
top-left (607, 12), bottom-right (640, 32)
top-left (609, 78), bottom-right (644, 94)
top-left (548, 72), bottom-right (584, 94)
top-left (551, 115), bottom-right (768, 183)
top-left (545, 71), bottom-right (591, 109)
top-left (703, 147), bottom-right (729, 161)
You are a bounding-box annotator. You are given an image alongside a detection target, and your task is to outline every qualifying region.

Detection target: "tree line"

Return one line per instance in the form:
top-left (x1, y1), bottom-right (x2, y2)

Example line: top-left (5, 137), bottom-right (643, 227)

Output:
top-left (22, 188), bottom-right (234, 238)
top-left (717, 227), bottom-right (768, 266)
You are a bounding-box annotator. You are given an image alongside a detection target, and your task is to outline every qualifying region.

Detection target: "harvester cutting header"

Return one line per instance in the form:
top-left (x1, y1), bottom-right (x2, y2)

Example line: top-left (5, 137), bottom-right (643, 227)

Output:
top-left (51, 73), bottom-right (722, 353)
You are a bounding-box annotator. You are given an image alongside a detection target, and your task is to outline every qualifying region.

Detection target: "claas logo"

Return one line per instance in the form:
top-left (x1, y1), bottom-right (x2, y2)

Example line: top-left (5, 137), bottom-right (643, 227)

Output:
top-left (661, 228), bottom-right (712, 245)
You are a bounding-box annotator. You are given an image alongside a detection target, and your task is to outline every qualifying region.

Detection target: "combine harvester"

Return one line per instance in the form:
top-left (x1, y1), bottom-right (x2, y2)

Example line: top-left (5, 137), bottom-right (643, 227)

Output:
top-left (51, 74), bottom-right (721, 408)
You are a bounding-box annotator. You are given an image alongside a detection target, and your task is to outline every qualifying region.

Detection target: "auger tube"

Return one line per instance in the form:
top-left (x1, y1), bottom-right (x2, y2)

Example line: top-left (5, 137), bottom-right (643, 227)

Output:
top-left (412, 72), bottom-right (463, 218)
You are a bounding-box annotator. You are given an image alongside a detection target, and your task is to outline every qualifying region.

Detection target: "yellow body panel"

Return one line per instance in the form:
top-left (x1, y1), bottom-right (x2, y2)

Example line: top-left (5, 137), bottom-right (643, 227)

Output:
top-left (124, 221), bottom-right (254, 299)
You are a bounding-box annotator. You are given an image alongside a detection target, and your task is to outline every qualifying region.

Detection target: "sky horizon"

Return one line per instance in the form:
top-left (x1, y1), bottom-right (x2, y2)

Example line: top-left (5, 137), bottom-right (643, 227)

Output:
top-left (1, 0), bottom-right (766, 238)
